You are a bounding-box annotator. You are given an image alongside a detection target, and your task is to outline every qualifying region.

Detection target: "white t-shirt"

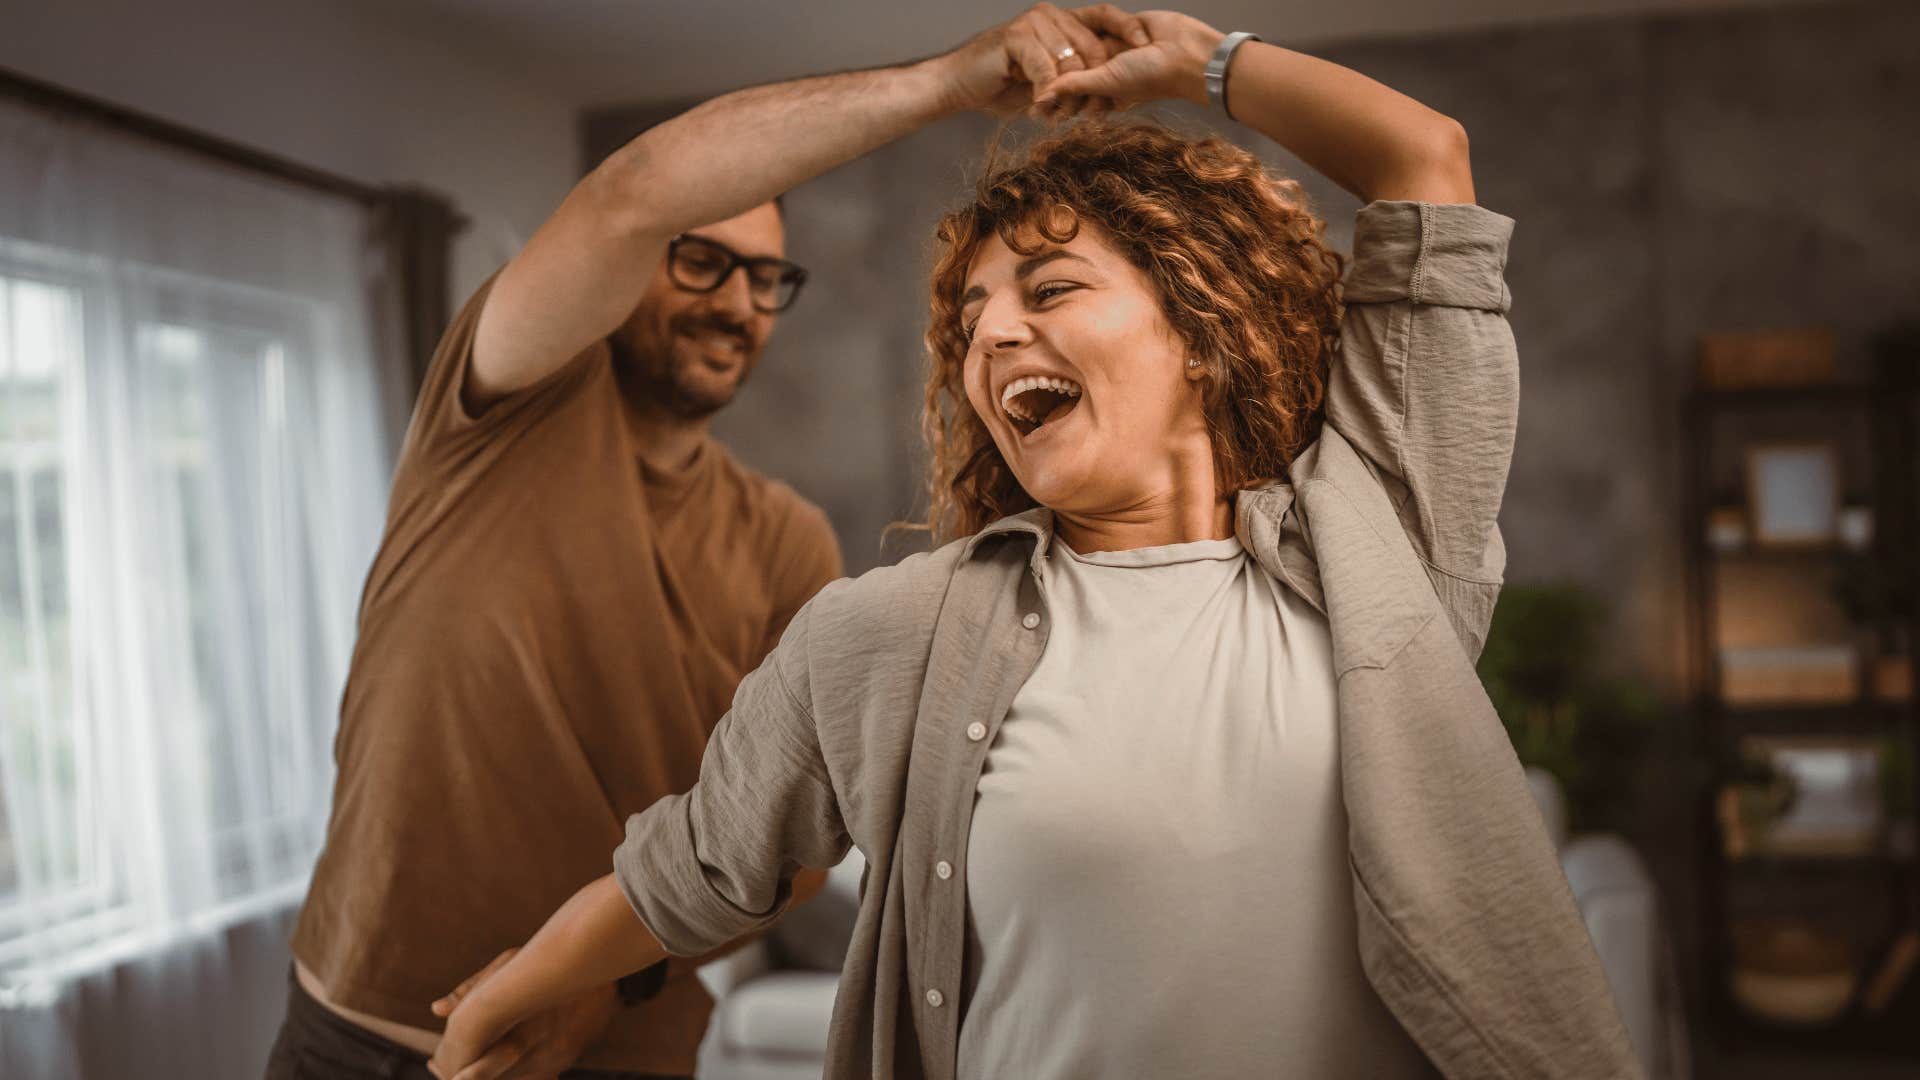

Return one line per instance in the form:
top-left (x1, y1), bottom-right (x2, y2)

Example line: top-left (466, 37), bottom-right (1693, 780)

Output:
top-left (956, 536), bottom-right (1429, 1079)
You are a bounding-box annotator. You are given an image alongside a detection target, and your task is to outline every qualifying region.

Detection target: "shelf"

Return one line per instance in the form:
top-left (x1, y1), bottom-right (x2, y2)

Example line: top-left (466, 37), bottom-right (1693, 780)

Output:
top-left (1709, 999), bottom-right (1920, 1060)
top-left (1682, 366), bottom-right (1920, 1060)
top-left (1686, 385), bottom-right (1879, 413)
top-left (1700, 543), bottom-right (1859, 562)
top-left (1717, 702), bottom-right (1916, 737)
top-left (1726, 853), bottom-right (1912, 877)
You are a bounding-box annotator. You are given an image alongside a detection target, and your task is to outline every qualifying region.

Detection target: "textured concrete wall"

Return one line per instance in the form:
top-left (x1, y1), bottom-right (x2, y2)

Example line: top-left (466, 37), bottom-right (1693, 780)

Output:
top-left (690, 0), bottom-right (1918, 689)
top-left (1305, 0), bottom-right (1920, 702)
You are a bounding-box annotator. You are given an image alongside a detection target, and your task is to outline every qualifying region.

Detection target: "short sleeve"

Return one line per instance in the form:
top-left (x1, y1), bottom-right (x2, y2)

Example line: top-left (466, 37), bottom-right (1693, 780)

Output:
top-left (399, 272), bottom-right (607, 470)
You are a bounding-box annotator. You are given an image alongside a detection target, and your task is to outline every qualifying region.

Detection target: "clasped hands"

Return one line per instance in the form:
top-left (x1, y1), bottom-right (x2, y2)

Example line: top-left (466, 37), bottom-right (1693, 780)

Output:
top-left (939, 5), bottom-right (1231, 121)
top-left (426, 945), bottom-right (619, 1080)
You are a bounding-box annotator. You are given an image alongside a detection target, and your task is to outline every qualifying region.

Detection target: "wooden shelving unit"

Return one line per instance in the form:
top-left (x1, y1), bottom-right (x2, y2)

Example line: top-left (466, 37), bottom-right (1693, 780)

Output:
top-left (1682, 381), bottom-right (1920, 1060)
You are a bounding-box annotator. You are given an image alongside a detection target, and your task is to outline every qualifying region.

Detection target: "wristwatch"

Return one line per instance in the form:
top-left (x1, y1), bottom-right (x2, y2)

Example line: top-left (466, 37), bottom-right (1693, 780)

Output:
top-left (1204, 31), bottom-right (1263, 121)
top-left (615, 959), bottom-right (670, 1007)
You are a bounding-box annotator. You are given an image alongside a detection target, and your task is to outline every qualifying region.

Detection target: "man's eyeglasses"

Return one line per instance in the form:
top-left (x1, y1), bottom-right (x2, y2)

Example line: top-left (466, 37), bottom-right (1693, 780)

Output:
top-left (667, 234), bottom-right (809, 314)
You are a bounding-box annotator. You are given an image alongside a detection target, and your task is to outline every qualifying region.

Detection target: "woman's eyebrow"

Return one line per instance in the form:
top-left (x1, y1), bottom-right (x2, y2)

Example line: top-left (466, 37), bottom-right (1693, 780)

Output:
top-left (960, 250), bottom-right (1091, 307)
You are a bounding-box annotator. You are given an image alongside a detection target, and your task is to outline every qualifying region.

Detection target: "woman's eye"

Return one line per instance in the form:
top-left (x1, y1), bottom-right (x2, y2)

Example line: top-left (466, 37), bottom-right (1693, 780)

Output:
top-left (962, 319), bottom-right (979, 343)
top-left (1033, 282), bottom-right (1075, 303)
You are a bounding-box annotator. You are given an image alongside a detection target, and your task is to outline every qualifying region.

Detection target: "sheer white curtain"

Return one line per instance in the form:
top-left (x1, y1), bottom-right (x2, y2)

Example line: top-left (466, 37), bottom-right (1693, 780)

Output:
top-left (0, 97), bottom-right (393, 1076)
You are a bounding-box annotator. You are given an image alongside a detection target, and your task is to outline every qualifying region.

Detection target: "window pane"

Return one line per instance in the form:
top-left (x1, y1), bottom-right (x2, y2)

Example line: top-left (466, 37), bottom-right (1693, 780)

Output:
top-left (0, 273), bottom-right (82, 918)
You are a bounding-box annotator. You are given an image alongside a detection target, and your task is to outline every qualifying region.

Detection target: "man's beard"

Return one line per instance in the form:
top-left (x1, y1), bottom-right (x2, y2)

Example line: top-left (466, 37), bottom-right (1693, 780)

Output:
top-left (615, 313), bottom-right (758, 420)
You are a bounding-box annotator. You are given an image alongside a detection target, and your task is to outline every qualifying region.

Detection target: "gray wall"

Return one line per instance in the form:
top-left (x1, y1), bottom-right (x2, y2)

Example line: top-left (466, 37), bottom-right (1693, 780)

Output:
top-left (5, 0), bottom-right (578, 303)
top-left (605, 0), bottom-right (1917, 692)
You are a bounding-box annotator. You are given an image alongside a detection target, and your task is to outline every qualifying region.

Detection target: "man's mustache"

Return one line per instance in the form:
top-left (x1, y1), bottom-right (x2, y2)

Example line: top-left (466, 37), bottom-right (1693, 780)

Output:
top-left (671, 314), bottom-right (756, 353)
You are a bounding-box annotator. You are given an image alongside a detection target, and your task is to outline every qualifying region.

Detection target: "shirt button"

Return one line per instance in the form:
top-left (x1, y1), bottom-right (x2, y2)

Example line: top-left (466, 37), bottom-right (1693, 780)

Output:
top-left (926, 988), bottom-right (945, 1008)
top-left (935, 860), bottom-right (953, 880)
top-left (1021, 612), bottom-right (1041, 630)
top-left (966, 722), bottom-right (988, 742)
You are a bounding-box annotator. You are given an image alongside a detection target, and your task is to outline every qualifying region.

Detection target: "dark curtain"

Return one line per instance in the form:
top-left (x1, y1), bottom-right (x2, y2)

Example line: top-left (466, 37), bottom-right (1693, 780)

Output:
top-left (368, 185), bottom-right (464, 456)
top-left (378, 185), bottom-right (464, 394)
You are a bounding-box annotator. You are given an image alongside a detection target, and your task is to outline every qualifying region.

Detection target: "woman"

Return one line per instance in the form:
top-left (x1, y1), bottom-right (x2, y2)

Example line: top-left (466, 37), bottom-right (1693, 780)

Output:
top-left (430, 8), bottom-right (1638, 1079)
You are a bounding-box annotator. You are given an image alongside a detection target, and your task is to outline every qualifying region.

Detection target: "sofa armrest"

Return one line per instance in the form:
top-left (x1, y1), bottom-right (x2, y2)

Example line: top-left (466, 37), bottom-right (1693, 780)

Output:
top-left (697, 938), bottom-right (775, 1003)
top-left (1562, 834), bottom-right (1660, 1073)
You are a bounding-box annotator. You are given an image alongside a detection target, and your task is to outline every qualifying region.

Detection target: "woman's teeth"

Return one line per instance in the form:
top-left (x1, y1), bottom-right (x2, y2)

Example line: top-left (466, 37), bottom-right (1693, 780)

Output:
top-left (1000, 375), bottom-right (1083, 427)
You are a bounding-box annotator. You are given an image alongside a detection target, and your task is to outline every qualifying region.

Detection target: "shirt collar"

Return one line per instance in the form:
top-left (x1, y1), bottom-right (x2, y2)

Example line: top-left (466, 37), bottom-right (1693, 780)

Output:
top-left (960, 506), bottom-right (1056, 576)
top-left (959, 482), bottom-right (1295, 579)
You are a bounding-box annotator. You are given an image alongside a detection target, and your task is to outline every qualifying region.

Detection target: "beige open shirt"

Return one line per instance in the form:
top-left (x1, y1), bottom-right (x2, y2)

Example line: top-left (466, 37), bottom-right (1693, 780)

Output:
top-left (614, 201), bottom-right (1643, 1079)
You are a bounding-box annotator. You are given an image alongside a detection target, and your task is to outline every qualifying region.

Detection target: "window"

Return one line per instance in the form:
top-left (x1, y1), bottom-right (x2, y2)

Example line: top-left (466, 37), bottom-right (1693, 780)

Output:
top-left (0, 260), bottom-right (96, 969)
top-left (0, 118), bottom-right (390, 988)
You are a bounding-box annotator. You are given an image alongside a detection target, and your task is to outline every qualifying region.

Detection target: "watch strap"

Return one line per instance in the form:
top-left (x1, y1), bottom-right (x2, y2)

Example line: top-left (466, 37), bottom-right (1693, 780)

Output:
top-left (1203, 31), bottom-right (1263, 121)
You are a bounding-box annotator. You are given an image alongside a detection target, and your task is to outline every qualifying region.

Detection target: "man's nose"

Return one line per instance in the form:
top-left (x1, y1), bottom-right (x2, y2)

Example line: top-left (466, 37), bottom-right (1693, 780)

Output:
top-left (710, 264), bottom-right (758, 318)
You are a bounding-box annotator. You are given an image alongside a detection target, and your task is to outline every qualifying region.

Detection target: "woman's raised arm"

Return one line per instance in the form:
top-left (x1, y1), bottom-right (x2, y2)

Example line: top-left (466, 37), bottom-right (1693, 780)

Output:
top-left (1041, 8), bottom-right (1475, 204)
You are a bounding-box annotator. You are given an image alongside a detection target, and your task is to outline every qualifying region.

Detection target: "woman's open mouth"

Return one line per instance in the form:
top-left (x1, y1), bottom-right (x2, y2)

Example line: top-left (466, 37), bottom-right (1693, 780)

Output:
top-left (1000, 375), bottom-right (1083, 440)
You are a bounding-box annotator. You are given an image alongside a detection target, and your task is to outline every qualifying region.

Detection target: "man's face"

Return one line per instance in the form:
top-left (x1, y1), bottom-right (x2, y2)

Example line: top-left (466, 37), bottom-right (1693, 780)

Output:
top-left (610, 201), bottom-right (787, 419)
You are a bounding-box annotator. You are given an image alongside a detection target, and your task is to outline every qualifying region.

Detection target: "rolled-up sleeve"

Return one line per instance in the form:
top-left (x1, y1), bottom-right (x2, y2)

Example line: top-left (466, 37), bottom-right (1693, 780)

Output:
top-left (1326, 200), bottom-right (1518, 657)
top-left (612, 600), bottom-right (851, 956)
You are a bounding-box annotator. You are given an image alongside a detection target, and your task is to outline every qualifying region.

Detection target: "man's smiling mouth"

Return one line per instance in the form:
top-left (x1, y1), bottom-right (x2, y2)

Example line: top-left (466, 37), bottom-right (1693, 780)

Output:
top-left (680, 327), bottom-right (748, 368)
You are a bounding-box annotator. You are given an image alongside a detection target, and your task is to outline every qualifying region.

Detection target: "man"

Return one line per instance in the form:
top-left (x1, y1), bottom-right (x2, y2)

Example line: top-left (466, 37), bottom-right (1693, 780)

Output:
top-left (269, 177), bottom-right (842, 1075)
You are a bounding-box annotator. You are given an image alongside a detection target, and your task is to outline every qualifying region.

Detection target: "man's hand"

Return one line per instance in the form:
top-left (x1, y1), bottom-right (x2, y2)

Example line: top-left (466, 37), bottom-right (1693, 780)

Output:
top-left (932, 3), bottom-right (1153, 119)
top-left (427, 948), bottom-right (620, 1080)
top-left (1035, 10), bottom-right (1226, 112)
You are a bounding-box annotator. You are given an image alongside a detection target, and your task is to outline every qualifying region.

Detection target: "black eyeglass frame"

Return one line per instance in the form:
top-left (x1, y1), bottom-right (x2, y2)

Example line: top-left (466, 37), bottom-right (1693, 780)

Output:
top-left (666, 233), bottom-right (809, 314)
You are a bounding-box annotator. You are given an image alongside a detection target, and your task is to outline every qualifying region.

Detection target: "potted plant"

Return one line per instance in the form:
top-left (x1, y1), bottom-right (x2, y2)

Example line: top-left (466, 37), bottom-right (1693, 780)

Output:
top-left (1476, 584), bottom-right (1661, 835)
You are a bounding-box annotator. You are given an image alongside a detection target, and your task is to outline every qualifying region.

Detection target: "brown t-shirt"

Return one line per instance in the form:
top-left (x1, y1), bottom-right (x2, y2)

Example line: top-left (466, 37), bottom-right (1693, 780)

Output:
top-left (290, 278), bottom-right (843, 1074)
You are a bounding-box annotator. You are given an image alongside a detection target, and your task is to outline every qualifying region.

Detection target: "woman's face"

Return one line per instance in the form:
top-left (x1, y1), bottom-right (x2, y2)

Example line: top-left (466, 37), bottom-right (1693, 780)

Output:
top-left (959, 221), bottom-right (1212, 518)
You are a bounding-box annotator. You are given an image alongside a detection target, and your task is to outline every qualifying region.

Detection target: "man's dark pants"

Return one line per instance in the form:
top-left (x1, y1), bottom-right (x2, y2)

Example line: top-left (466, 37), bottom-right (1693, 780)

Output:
top-left (263, 968), bottom-right (685, 1080)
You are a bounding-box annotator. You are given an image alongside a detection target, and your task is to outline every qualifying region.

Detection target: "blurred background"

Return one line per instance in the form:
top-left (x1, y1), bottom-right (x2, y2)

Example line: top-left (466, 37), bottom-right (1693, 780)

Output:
top-left (1, 0), bottom-right (1916, 1076)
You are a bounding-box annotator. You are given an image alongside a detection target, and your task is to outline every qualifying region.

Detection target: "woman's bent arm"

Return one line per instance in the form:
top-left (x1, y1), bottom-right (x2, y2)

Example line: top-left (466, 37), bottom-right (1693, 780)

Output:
top-left (1208, 38), bottom-right (1475, 205)
top-left (429, 874), bottom-right (665, 1078)
top-left (1041, 11), bottom-right (1474, 205)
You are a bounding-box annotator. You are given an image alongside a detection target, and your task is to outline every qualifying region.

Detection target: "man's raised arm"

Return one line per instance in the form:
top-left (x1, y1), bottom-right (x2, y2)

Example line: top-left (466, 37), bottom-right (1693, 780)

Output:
top-left (467, 3), bottom-right (1150, 408)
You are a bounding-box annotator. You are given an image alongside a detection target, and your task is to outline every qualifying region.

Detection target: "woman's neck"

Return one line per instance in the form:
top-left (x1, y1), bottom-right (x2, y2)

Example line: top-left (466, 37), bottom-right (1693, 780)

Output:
top-left (1049, 438), bottom-right (1237, 553)
top-left (1052, 492), bottom-right (1234, 554)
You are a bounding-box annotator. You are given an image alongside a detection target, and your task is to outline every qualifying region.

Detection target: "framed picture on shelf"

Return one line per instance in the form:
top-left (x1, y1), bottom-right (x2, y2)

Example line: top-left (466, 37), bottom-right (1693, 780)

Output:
top-left (1746, 442), bottom-right (1841, 547)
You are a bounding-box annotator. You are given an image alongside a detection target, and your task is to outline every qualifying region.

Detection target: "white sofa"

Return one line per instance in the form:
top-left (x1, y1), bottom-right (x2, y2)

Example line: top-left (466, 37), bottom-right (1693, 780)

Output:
top-left (695, 849), bottom-right (864, 1080)
top-left (694, 769), bottom-right (1685, 1079)
top-left (1525, 767), bottom-right (1691, 1080)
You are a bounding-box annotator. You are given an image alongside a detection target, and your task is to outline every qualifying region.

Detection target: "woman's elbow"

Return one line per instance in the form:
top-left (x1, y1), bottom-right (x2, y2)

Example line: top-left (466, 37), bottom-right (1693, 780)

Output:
top-left (1372, 119), bottom-right (1476, 205)
top-left (1417, 118), bottom-right (1476, 204)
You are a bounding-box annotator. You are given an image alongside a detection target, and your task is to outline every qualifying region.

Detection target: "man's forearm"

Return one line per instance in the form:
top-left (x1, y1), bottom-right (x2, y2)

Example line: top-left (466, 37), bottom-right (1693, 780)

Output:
top-left (471, 56), bottom-right (968, 403)
top-left (595, 59), bottom-right (960, 238)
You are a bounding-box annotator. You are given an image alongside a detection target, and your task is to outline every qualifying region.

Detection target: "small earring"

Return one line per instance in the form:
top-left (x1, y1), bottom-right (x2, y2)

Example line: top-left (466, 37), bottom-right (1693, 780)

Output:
top-left (1187, 358), bottom-right (1201, 369)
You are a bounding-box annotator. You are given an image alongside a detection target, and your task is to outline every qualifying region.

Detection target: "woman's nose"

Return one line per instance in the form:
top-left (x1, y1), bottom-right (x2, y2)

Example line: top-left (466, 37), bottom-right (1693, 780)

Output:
top-left (978, 311), bottom-right (1031, 354)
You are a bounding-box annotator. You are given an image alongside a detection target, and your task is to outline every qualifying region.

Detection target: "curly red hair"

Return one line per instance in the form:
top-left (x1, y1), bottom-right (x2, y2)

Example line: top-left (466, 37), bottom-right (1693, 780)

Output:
top-left (915, 121), bottom-right (1345, 543)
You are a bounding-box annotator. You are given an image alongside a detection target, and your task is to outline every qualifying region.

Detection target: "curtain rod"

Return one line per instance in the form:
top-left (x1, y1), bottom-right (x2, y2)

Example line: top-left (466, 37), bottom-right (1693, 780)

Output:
top-left (0, 65), bottom-right (390, 209)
